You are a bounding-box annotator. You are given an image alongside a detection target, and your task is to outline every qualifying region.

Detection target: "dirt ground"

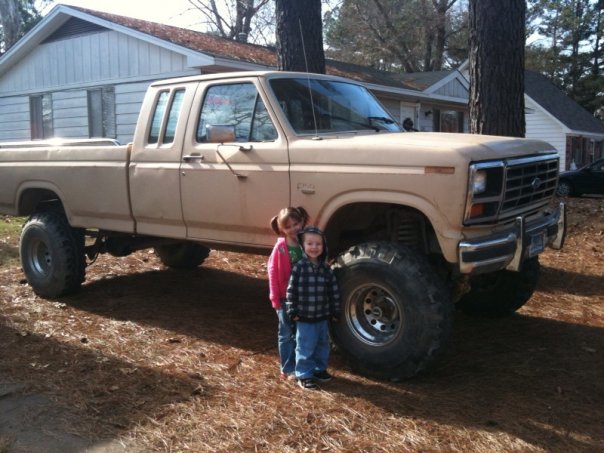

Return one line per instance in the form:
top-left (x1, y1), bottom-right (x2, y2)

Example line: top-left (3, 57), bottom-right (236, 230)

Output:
top-left (0, 197), bottom-right (602, 452)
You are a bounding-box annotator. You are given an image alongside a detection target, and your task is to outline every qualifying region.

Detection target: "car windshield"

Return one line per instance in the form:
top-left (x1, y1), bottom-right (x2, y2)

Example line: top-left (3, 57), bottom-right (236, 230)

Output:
top-left (269, 78), bottom-right (402, 135)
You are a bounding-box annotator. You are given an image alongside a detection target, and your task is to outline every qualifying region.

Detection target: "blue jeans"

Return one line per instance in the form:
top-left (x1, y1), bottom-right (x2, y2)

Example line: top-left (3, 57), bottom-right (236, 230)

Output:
top-left (276, 308), bottom-right (296, 374)
top-left (295, 320), bottom-right (330, 380)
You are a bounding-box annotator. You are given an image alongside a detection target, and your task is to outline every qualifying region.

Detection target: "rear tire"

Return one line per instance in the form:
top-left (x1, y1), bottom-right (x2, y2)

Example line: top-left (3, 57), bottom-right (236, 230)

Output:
top-left (154, 242), bottom-right (210, 268)
top-left (20, 211), bottom-right (85, 298)
top-left (457, 257), bottom-right (540, 318)
top-left (332, 242), bottom-right (452, 380)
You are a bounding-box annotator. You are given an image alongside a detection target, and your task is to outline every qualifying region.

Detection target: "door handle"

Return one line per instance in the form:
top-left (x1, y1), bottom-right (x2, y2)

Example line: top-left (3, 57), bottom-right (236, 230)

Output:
top-left (183, 154), bottom-right (204, 162)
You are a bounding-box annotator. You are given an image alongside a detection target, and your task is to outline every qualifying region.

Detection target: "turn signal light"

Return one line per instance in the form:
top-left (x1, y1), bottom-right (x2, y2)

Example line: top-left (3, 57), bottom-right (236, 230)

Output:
top-left (469, 203), bottom-right (484, 218)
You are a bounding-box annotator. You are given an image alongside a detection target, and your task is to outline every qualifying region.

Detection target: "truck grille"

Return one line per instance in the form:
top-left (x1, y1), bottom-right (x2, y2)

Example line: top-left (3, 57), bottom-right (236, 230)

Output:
top-left (500, 156), bottom-right (559, 220)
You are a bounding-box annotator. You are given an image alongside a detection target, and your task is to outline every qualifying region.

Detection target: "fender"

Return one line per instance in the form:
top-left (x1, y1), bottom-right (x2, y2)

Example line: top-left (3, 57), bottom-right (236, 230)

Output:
top-left (315, 189), bottom-right (462, 263)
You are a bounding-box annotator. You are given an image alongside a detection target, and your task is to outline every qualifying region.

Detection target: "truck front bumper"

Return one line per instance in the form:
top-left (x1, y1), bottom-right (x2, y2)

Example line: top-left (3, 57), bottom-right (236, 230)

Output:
top-left (458, 201), bottom-right (566, 274)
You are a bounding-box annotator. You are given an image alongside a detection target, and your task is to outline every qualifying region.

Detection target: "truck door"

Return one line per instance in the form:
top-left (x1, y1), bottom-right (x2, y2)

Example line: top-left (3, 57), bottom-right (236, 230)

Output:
top-left (129, 82), bottom-right (198, 238)
top-left (180, 79), bottom-right (289, 248)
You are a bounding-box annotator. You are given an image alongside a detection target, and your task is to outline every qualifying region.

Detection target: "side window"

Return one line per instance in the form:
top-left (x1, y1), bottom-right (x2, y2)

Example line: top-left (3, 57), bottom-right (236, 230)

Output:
top-left (251, 96), bottom-right (278, 142)
top-left (148, 89), bottom-right (185, 145)
top-left (148, 91), bottom-right (169, 144)
top-left (196, 83), bottom-right (277, 143)
top-left (164, 89), bottom-right (185, 144)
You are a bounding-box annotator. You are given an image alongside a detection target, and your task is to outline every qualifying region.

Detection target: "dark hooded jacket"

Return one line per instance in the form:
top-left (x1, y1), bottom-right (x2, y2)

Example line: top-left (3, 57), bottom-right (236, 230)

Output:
top-left (285, 227), bottom-right (341, 322)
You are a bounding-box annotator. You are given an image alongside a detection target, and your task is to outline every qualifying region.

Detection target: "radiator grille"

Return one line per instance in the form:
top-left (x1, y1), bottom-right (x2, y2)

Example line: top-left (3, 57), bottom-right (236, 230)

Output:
top-left (500, 157), bottom-right (559, 219)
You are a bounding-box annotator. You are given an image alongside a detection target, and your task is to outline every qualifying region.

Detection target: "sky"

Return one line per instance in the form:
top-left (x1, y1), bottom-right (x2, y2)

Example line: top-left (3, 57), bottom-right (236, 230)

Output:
top-left (44, 0), bottom-right (207, 31)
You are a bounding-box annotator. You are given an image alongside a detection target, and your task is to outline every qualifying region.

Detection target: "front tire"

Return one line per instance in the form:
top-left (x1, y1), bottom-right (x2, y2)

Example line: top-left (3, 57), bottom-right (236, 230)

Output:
top-left (20, 211), bottom-right (85, 298)
top-left (154, 242), bottom-right (210, 269)
top-left (332, 242), bottom-right (452, 380)
top-left (457, 257), bottom-right (540, 318)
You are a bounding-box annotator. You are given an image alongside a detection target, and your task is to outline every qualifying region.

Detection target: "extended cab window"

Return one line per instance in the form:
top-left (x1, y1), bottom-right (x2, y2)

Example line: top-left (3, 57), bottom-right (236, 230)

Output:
top-left (148, 89), bottom-right (185, 145)
top-left (196, 83), bottom-right (277, 143)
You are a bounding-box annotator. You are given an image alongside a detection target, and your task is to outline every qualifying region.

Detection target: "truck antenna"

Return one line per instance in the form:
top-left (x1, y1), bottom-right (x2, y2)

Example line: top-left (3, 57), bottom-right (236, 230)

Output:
top-left (299, 19), bottom-right (320, 138)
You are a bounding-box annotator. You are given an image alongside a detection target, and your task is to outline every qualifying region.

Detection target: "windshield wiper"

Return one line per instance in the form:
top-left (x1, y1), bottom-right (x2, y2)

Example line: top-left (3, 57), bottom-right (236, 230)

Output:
top-left (368, 116), bottom-right (395, 124)
top-left (320, 113), bottom-right (380, 132)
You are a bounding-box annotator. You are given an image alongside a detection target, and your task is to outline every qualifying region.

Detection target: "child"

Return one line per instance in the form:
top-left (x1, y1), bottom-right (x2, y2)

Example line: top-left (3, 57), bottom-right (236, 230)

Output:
top-left (267, 206), bottom-right (310, 379)
top-left (286, 226), bottom-right (341, 390)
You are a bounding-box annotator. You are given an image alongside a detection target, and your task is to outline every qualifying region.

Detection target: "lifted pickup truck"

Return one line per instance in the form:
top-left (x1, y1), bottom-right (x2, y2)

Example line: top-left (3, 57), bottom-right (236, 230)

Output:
top-left (0, 71), bottom-right (565, 379)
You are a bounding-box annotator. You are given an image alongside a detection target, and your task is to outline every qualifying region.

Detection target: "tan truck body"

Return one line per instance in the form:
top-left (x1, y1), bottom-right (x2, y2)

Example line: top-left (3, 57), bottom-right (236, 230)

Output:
top-left (0, 71), bottom-right (565, 379)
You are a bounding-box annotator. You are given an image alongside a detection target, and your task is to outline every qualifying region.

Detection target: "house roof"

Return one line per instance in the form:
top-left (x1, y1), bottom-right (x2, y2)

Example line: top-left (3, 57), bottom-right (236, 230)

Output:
top-left (72, 6), bottom-right (434, 92)
top-left (70, 6), bottom-right (280, 68)
top-left (524, 70), bottom-right (604, 135)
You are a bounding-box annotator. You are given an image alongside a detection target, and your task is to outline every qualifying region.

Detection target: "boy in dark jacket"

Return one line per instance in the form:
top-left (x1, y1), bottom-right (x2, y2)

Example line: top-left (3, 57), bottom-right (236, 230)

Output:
top-left (286, 226), bottom-right (341, 390)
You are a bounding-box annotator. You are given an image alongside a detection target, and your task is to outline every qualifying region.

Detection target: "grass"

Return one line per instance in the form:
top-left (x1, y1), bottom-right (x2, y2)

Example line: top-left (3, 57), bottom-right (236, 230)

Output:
top-left (0, 216), bottom-right (24, 267)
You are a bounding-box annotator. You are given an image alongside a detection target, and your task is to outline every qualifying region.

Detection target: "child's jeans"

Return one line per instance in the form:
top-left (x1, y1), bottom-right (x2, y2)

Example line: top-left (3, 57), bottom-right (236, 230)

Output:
top-left (276, 307), bottom-right (296, 374)
top-left (294, 320), bottom-right (329, 380)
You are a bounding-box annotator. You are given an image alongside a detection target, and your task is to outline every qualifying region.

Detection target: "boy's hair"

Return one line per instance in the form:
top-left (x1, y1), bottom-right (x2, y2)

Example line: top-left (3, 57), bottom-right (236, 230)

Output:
top-left (270, 206), bottom-right (310, 235)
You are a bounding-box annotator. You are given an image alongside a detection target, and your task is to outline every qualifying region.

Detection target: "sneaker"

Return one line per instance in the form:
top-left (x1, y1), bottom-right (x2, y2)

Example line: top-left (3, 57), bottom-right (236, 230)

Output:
top-left (298, 378), bottom-right (319, 390)
top-left (313, 370), bottom-right (333, 382)
top-left (280, 371), bottom-right (294, 380)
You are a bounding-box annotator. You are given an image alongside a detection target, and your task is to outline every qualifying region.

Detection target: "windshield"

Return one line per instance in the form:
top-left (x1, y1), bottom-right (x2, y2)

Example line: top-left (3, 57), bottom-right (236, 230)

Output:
top-left (269, 78), bottom-right (402, 135)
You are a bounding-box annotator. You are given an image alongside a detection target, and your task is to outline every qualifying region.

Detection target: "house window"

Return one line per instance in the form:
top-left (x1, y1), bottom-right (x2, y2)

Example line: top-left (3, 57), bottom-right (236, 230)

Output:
top-left (434, 109), bottom-right (464, 132)
top-left (88, 87), bottom-right (115, 138)
top-left (30, 94), bottom-right (53, 139)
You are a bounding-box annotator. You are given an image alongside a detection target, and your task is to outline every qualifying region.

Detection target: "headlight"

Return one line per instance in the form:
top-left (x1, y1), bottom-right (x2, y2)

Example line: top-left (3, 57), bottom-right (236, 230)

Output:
top-left (472, 170), bottom-right (487, 194)
top-left (464, 161), bottom-right (504, 224)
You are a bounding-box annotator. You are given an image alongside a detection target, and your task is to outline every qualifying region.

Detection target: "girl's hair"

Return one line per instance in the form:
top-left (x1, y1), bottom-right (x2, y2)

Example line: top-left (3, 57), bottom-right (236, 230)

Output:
top-left (270, 206), bottom-right (310, 235)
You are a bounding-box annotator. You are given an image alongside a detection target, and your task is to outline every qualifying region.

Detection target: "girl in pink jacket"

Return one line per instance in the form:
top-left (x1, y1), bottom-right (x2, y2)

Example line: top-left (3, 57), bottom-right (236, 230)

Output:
top-left (267, 206), bottom-right (310, 378)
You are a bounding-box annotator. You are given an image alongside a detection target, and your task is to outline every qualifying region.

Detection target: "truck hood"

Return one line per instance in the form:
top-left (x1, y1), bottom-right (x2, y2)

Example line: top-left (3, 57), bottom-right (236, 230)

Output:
top-left (291, 131), bottom-right (558, 167)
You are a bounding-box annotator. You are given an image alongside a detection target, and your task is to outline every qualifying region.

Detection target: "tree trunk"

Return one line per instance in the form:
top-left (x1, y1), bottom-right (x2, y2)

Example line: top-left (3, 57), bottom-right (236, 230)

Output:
top-left (0, 0), bottom-right (22, 52)
top-left (469, 0), bottom-right (526, 137)
top-left (275, 0), bottom-right (325, 73)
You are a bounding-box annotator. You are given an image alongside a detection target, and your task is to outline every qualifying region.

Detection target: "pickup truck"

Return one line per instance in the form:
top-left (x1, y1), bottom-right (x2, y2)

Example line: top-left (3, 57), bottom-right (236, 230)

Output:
top-left (0, 71), bottom-right (565, 380)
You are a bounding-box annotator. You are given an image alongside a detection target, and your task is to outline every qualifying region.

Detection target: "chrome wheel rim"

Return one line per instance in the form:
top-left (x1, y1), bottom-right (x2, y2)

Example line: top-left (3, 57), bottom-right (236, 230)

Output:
top-left (347, 283), bottom-right (402, 346)
top-left (27, 237), bottom-right (52, 278)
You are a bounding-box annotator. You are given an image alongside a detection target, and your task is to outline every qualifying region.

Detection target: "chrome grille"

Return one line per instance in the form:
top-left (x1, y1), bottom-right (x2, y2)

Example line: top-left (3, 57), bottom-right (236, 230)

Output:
top-left (500, 156), bottom-right (559, 219)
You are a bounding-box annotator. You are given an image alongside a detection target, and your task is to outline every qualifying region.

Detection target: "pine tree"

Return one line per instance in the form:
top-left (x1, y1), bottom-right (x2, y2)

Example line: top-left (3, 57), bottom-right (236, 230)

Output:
top-left (469, 0), bottom-right (526, 136)
top-left (275, 0), bottom-right (325, 73)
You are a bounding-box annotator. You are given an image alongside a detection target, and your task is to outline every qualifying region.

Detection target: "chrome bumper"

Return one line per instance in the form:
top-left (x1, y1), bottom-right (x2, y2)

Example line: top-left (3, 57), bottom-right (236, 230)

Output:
top-left (458, 201), bottom-right (566, 274)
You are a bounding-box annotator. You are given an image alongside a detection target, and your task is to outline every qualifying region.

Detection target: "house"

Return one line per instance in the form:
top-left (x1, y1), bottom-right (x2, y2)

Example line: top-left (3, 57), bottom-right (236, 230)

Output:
top-left (0, 4), bottom-right (468, 145)
top-left (524, 70), bottom-right (604, 170)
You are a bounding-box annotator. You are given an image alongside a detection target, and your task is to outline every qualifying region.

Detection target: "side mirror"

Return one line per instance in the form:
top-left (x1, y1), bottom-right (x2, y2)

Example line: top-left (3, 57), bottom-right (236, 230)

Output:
top-left (206, 124), bottom-right (236, 143)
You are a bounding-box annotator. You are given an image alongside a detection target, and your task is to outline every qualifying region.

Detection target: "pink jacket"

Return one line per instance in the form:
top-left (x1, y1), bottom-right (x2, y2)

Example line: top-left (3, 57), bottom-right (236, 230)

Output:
top-left (267, 237), bottom-right (293, 309)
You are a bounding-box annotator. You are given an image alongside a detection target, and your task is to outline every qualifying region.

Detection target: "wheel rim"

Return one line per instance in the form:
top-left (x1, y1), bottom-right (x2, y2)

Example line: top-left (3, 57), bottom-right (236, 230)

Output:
top-left (27, 237), bottom-right (52, 278)
top-left (558, 182), bottom-right (571, 196)
top-left (347, 283), bottom-right (402, 346)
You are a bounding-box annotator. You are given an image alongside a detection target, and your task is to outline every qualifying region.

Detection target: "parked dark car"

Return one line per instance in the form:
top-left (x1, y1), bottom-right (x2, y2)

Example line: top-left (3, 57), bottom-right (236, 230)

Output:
top-left (557, 158), bottom-right (604, 196)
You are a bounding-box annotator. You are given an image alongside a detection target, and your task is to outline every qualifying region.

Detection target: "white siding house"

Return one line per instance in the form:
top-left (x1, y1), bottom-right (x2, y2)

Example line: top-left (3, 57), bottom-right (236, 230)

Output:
top-left (525, 97), bottom-right (568, 168)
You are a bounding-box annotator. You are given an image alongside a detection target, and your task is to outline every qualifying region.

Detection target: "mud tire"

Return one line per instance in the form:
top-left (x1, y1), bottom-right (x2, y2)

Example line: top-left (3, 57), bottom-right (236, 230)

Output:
top-left (332, 242), bottom-right (453, 380)
top-left (457, 257), bottom-right (540, 318)
top-left (20, 211), bottom-right (85, 298)
top-left (154, 242), bottom-right (210, 269)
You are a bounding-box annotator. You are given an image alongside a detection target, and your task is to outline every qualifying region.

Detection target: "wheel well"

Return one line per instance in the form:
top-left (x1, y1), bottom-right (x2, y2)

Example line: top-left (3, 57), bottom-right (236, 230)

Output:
top-left (323, 203), bottom-right (441, 258)
top-left (19, 189), bottom-right (62, 216)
